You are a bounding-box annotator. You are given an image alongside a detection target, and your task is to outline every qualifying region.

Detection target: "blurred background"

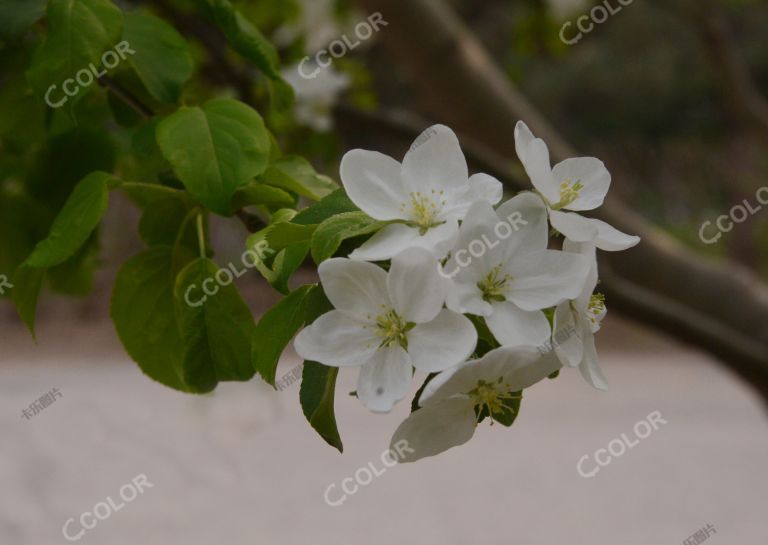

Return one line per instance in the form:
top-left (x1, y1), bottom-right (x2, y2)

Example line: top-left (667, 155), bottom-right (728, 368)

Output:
top-left (2, 0), bottom-right (768, 543)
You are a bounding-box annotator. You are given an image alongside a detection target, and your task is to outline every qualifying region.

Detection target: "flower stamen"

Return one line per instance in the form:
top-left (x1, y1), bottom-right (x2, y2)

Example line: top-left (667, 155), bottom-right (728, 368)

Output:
top-left (552, 178), bottom-right (584, 210)
top-left (477, 264), bottom-right (512, 303)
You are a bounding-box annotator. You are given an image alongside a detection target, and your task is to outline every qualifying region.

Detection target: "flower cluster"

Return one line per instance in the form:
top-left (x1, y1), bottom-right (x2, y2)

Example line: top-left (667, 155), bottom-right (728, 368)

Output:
top-left (295, 123), bottom-right (639, 462)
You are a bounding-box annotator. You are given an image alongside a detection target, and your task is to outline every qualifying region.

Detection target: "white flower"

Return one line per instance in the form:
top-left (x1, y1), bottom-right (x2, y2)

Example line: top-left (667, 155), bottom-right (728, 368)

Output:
top-left (552, 240), bottom-right (608, 390)
top-left (444, 194), bottom-right (590, 348)
top-left (294, 247), bottom-right (477, 413)
top-left (281, 62), bottom-right (350, 132)
top-left (514, 121), bottom-right (640, 251)
top-left (390, 346), bottom-right (562, 463)
top-left (340, 124), bottom-right (504, 261)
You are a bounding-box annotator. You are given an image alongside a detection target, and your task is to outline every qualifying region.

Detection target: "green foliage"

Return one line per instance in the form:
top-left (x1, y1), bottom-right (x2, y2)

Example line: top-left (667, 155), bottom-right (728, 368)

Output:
top-left (310, 211), bottom-right (385, 264)
top-left (25, 172), bottom-right (113, 268)
top-left (26, 0), bottom-right (123, 108)
top-left (174, 257), bottom-right (257, 391)
top-left (0, 0), bottom-right (387, 453)
top-left (300, 361), bottom-right (343, 452)
top-left (122, 11), bottom-right (194, 104)
top-left (0, 0), bottom-right (47, 38)
top-left (156, 99), bottom-right (271, 215)
top-left (262, 156), bottom-right (339, 201)
top-left (111, 247), bottom-right (193, 391)
top-left (252, 283), bottom-right (326, 384)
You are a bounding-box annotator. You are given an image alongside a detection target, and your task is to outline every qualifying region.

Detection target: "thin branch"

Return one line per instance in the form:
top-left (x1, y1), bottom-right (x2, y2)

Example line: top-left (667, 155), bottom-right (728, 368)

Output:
top-left (97, 75), bottom-right (153, 119)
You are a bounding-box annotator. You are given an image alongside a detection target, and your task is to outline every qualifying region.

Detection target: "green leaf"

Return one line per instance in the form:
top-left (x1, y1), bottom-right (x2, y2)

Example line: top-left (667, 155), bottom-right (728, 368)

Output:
top-left (262, 156), bottom-right (338, 201)
top-left (156, 99), bottom-right (271, 215)
top-left (174, 257), bottom-right (256, 392)
top-left (120, 181), bottom-right (186, 208)
top-left (300, 361), bottom-right (343, 452)
top-left (122, 11), bottom-right (194, 103)
top-left (205, 0), bottom-right (294, 112)
top-left (26, 0), bottom-right (124, 107)
top-left (292, 189), bottom-right (359, 225)
top-left (111, 246), bottom-right (194, 392)
top-left (0, 0), bottom-right (47, 38)
top-left (139, 197), bottom-right (195, 247)
top-left (47, 231), bottom-right (101, 295)
top-left (231, 182), bottom-right (295, 211)
top-left (206, 0), bottom-right (279, 79)
top-left (252, 284), bottom-right (320, 384)
top-left (311, 211), bottom-right (385, 264)
top-left (11, 264), bottom-right (46, 337)
top-left (26, 172), bottom-right (113, 269)
top-left (26, 127), bottom-right (117, 209)
top-left (270, 243), bottom-right (309, 295)
top-left (265, 222), bottom-right (316, 254)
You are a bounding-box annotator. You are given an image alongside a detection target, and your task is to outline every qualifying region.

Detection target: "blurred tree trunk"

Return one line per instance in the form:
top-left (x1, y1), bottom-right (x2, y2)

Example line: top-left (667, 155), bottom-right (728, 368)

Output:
top-left (353, 0), bottom-right (768, 402)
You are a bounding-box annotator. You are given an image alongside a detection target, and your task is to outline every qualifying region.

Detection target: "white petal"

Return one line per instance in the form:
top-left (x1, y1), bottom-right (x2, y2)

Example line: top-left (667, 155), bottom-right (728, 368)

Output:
top-left (442, 173), bottom-right (504, 219)
top-left (445, 281), bottom-right (493, 316)
top-left (549, 210), bottom-right (598, 242)
top-left (579, 324), bottom-right (608, 391)
top-left (294, 310), bottom-right (378, 367)
top-left (357, 345), bottom-right (413, 413)
top-left (467, 173), bottom-right (503, 205)
top-left (486, 301), bottom-right (551, 348)
top-left (350, 220), bottom-right (458, 261)
top-left (551, 211), bottom-right (641, 251)
top-left (563, 239), bottom-right (598, 309)
top-left (418, 363), bottom-right (465, 407)
top-left (514, 121), bottom-right (535, 165)
top-left (506, 250), bottom-right (590, 310)
top-left (401, 124), bottom-right (468, 192)
top-left (426, 346), bottom-right (562, 404)
top-left (390, 396), bottom-right (477, 463)
top-left (552, 302), bottom-right (583, 367)
top-left (318, 258), bottom-right (390, 320)
top-left (340, 149), bottom-right (408, 220)
top-left (495, 191), bottom-right (550, 262)
top-left (407, 310), bottom-right (477, 373)
top-left (523, 138), bottom-right (560, 204)
top-left (444, 199), bottom-right (503, 280)
top-left (591, 218), bottom-right (641, 251)
top-left (552, 157), bottom-right (610, 211)
top-left (387, 247), bottom-right (447, 323)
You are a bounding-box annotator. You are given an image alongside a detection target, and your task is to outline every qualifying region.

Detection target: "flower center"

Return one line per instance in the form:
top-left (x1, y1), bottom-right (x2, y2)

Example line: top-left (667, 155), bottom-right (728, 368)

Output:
top-left (477, 264), bottom-right (512, 303)
top-left (552, 179), bottom-right (584, 210)
top-left (467, 378), bottom-right (521, 423)
top-left (400, 190), bottom-right (446, 235)
top-left (587, 292), bottom-right (606, 325)
top-left (368, 308), bottom-right (414, 349)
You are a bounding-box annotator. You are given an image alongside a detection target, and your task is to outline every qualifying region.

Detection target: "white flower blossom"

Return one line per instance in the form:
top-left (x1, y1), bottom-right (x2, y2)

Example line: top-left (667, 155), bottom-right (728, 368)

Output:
top-left (444, 194), bottom-right (590, 348)
top-left (340, 124), bottom-right (503, 261)
top-left (390, 346), bottom-right (562, 462)
top-left (281, 62), bottom-right (350, 132)
top-left (294, 247), bottom-right (477, 413)
top-left (514, 121), bottom-right (640, 251)
top-left (552, 240), bottom-right (608, 390)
